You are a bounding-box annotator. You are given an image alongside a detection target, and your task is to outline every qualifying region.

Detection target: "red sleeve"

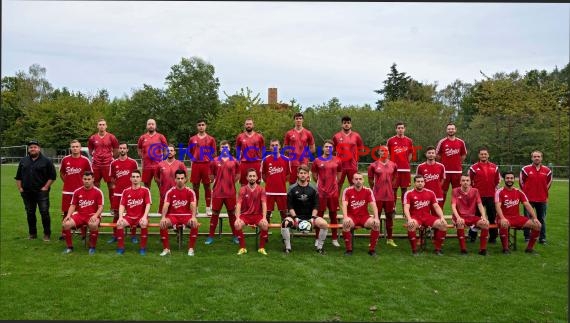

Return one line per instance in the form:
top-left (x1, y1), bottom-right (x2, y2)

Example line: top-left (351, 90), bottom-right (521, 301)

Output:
top-left (97, 189), bottom-right (104, 206)
top-left (145, 188), bottom-right (151, 204)
top-left (260, 187), bottom-right (267, 202)
top-left (286, 161), bottom-right (291, 175)
top-left (357, 133), bottom-right (363, 147)
top-left (310, 161), bottom-right (317, 174)
top-left (211, 137), bottom-right (217, 156)
top-left (519, 190), bottom-right (529, 203)
top-left (430, 191), bottom-right (438, 205)
top-left (367, 164), bottom-right (374, 185)
top-left (475, 189), bottom-right (482, 204)
top-left (461, 140), bottom-right (467, 156)
top-left (161, 134), bottom-right (167, 145)
top-left (237, 187), bottom-right (245, 204)
top-left (87, 137), bottom-right (94, 153)
top-left (308, 131), bottom-right (315, 146)
top-left (494, 167), bottom-right (500, 187)
top-left (111, 134), bottom-right (119, 149)
top-left (209, 161), bottom-right (216, 176)
top-left (259, 134), bottom-right (265, 149)
top-left (119, 192), bottom-right (127, 207)
top-left (451, 189), bottom-right (458, 205)
top-left (137, 135), bottom-right (144, 150)
top-left (332, 134), bottom-right (338, 148)
top-left (284, 131), bottom-right (290, 146)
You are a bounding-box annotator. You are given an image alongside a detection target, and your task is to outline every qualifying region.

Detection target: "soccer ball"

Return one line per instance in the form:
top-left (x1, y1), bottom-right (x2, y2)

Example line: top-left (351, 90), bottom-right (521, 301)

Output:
top-left (298, 220), bottom-right (312, 232)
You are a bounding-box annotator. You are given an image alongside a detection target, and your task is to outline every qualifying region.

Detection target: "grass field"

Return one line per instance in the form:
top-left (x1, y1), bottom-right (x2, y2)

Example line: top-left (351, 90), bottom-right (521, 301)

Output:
top-left (0, 164), bottom-right (567, 321)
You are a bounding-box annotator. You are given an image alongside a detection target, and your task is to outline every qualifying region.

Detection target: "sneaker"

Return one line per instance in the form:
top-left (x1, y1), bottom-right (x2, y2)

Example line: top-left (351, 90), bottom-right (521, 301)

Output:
top-left (332, 239), bottom-right (340, 247)
top-left (344, 250), bottom-right (353, 256)
top-left (188, 248), bottom-right (195, 256)
top-left (460, 249), bottom-right (468, 255)
top-left (412, 250), bottom-right (419, 256)
top-left (478, 249), bottom-right (487, 256)
top-left (131, 236), bottom-right (139, 244)
top-left (314, 239), bottom-right (319, 247)
top-left (28, 234), bottom-right (37, 240)
top-left (434, 249), bottom-right (444, 256)
top-left (160, 249), bottom-right (171, 256)
top-left (43, 235), bottom-right (51, 241)
top-left (206, 207), bottom-right (212, 216)
top-left (205, 237), bottom-right (215, 245)
top-left (88, 248), bottom-right (96, 255)
top-left (139, 248), bottom-right (146, 256)
top-left (107, 237), bottom-right (117, 244)
top-left (539, 240), bottom-right (547, 245)
top-left (237, 248), bottom-right (248, 255)
top-left (368, 250), bottom-right (377, 257)
top-left (502, 249), bottom-right (511, 255)
top-left (316, 248), bottom-right (326, 255)
top-left (62, 247), bottom-right (73, 254)
top-left (525, 248), bottom-right (538, 255)
top-left (386, 239), bottom-right (398, 247)
top-left (283, 248), bottom-right (291, 254)
top-left (232, 236), bottom-right (240, 245)
top-left (116, 248), bottom-right (125, 255)
top-left (257, 248), bottom-right (268, 256)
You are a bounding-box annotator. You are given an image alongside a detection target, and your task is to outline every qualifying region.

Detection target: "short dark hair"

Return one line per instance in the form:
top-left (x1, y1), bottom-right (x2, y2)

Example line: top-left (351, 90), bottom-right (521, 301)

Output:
top-left (478, 146), bottom-right (489, 153)
top-left (247, 168), bottom-right (257, 175)
top-left (446, 122), bottom-right (456, 128)
top-left (119, 141), bottom-right (128, 147)
top-left (293, 112), bottom-right (303, 119)
top-left (175, 169), bottom-right (186, 177)
top-left (220, 140), bottom-right (230, 146)
top-left (270, 138), bottom-right (280, 144)
top-left (83, 171), bottom-right (94, 177)
top-left (395, 121), bottom-right (405, 128)
top-left (196, 119), bottom-right (206, 124)
top-left (298, 165), bottom-right (310, 173)
top-left (132, 169), bottom-right (141, 176)
top-left (503, 171), bottom-right (515, 178)
top-left (341, 115), bottom-right (351, 123)
top-left (323, 139), bottom-right (334, 146)
top-left (414, 174), bottom-right (424, 182)
top-left (425, 145), bottom-right (436, 152)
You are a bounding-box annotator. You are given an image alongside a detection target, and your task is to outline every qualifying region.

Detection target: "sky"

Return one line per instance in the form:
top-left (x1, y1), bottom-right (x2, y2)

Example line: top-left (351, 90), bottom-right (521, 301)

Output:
top-left (2, 1), bottom-right (569, 108)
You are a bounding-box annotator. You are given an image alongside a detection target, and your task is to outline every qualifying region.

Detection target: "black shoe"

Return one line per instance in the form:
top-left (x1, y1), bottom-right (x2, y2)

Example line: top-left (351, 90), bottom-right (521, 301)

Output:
top-left (502, 249), bottom-right (511, 255)
top-left (524, 239), bottom-right (530, 243)
top-left (525, 248), bottom-right (538, 255)
top-left (368, 250), bottom-right (377, 257)
top-left (58, 235), bottom-right (65, 241)
top-left (539, 240), bottom-right (546, 245)
top-left (412, 250), bottom-right (419, 256)
top-left (316, 248), bottom-right (326, 255)
top-left (28, 234), bottom-right (37, 240)
top-left (488, 239), bottom-right (497, 244)
top-left (460, 249), bottom-right (468, 255)
top-left (434, 249), bottom-right (444, 256)
top-left (344, 250), bottom-right (353, 256)
top-left (478, 249), bottom-right (487, 256)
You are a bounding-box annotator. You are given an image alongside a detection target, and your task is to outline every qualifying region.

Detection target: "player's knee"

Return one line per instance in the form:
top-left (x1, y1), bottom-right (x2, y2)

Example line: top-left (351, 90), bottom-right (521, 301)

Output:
top-left (281, 218), bottom-right (293, 228)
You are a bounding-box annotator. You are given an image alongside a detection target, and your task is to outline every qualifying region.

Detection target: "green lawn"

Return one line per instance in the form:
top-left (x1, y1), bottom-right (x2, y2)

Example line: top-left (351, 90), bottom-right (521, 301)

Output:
top-left (0, 164), bottom-right (567, 321)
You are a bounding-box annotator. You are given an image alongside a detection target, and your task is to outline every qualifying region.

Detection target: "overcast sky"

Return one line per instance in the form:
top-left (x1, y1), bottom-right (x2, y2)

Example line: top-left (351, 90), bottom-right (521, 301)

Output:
top-left (2, 1), bottom-right (568, 108)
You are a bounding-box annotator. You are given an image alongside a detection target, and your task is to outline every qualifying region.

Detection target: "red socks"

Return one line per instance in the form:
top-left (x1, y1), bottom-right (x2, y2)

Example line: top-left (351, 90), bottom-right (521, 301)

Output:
top-left (457, 228), bottom-right (466, 251)
top-left (343, 231), bottom-right (352, 251)
top-left (369, 230), bottom-right (380, 251)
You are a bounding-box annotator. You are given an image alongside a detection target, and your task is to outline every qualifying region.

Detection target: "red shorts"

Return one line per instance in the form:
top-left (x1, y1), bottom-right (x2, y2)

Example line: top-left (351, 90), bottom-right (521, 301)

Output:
top-left (111, 195), bottom-right (122, 211)
top-left (166, 215), bottom-right (192, 227)
top-left (375, 200), bottom-right (395, 214)
top-left (61, 194), bottom-right (73, 213)
top-left (338, 168), bottom-right (358, 186)
top-left (70, 213), bottom-right (95, 228)
top-left (319, 196), bottom-right (339, 212)
top-left (453, 215), bottom-right (481, 227)
top-left (93, 165), bottom-right (112, 184)
top-left (393, 171), bottom-right (411, 189)
top-left (212, 197), bottom-right (236, 212)
top-left (190, 162), bottom-right (211, 185)
top-left (267, 195), bottom-right (287, 211)
top-left (505, 215), bottom-right (529, 228)
top-left (347, 215), bottom-right (371, 227)
top-left (411, 214), bottom-right (439, 227)
top-left (240, 214), bottom-right (264, 226)
top-left (142, 166), bottom-right (159, 187)
top-left (121, 216), bottom-right (144, 227)
top-left (442, 173), bottom-right (462, 192)
top-left (239, 161), bottom-right (261, 185)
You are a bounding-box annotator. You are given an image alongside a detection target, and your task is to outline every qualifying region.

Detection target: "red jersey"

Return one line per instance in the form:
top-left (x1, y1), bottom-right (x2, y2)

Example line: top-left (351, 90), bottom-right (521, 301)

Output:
top-left (386, 135), bottom-right (414, 172)
top-left (451, 187), bottom-right (482, 216)
top-left (137, 132), bottom-right (168, 169)
top-left (109, 157), bottom-right (139, 196)
top-left (520, 164), bottom-right (552, 202)
top-left (469, 161), bottom-right (500, 197)
top-left (236, 132), bottom-right (265, 162)
top-left (332, 130), bottom-right (364, 170)
top-left (416, 162), bottom-right (446, 199)
top-left (342, 186), bottom-right (375, 218)
top-left (435, 137), bottom-right (467, 173)
top-left (71, 186), bottom-right (104, 216)
top-left (210, 158), bottom-right (240, 198)
top-left (157, 159), bottom-right (187, 195)
top-left (284, 128), bottom-right (315, 166)
top-left (237, 184), bottom-right (266, 216)
top-left (188, 133), bottom-right (217, 163)
top-left (261, 155), bottom-right (290, 195)
top-left (368, 160), bottom-right (398, 201)
top-left (164, 186), bottom-right (196, 216)
top-left (404, 188), bottom-right (438, 218)
top-left (120, 186), bottom-right (152, 219)
top-left (495, 187), bottom-right (528, 218)
top-left (60, 155), bottom-right (93, 194)
top-left (88, 132), bottom-right (119, 167)
top-left (311, 157), bottom-right (341, 198)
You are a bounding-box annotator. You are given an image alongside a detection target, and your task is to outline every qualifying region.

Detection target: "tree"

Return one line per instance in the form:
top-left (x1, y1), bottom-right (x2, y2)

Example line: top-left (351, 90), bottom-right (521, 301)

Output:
top-left (374, 63), bottom-right (436, 110)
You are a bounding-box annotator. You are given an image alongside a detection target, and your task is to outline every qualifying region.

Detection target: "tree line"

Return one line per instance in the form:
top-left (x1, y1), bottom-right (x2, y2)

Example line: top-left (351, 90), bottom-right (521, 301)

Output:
top-left (1, 57), bottom-right (568, 168)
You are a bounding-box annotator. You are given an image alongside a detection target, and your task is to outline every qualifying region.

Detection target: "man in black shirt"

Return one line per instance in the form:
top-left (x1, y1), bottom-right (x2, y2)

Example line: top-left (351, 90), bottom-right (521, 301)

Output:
top-left (15, 140), bottom-right (57, 240)
top-left (282, 165), bottom-right (329, 254)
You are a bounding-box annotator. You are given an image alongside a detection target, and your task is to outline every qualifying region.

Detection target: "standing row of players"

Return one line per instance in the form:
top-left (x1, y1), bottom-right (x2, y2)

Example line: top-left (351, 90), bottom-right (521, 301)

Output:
top-left (57, 113), bottom-right (552, 256)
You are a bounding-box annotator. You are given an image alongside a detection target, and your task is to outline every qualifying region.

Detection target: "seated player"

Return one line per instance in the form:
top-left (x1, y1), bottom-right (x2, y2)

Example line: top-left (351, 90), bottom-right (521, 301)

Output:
top-left (159, 169), bottom-right (199, 256)
top-left (234, 169), bottom-right (270, 255)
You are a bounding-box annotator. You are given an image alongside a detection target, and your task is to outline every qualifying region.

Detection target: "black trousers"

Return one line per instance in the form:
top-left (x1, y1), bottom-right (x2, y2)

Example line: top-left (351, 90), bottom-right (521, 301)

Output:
top-left (479, 197), bottom-right (497, 241)
top-left (20, 190), bottom-right (51, 236)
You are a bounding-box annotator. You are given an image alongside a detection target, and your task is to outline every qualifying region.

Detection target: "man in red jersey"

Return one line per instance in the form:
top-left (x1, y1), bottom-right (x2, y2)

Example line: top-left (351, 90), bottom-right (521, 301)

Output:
top-left (341, 173), bottom-right (381, 256)
top-left (451, 175), bottom-right (490, 255)
top-left (386, 121), bottom-right (414, 206)
top-left (468, 147), bottom-right (500, 243)
top-left (312, 140), bottom-right (341, 247)
top-left (416, 146), bottom-right (446, 208)
top-left (187, 119), bottom-right (217, 216)
top-left (234, 169), bottom-right (269, 256)
top-left (205, 140), bottom-right (241, 245)
top-left (88, 119), bottom-right (119, 203)
top-left (495, 172), bottom-right (541, 254)
top-left (368, 148), bottom-right (398, 247)
top-left (332, 115), bottom-right (364, 188)
top-left (159, 170), bottom-right (199, 257)
top-left (62, 171), bottom-right (104, 255)
top-left (435, 123), bottom-right (467, 205)
top-left (261, 139), bottom-right (290, 223)
top-left (107, 142), bottom-right (139, 243)
top-left (137, 118), bottom-right (168, 189)
top-left (284, 112), bottom-right (315, 184)
top-left (59, 140), bottom-right (92, 240)
top-left (403, 175), bottom-right (449, 255)
top-left (156, 144), bottom-right (187, 213)
top-left (520, 150), bottom-right (552, 244)
top-left (116, 170), bottom-right (152, 255)
top-left (236, 118), bottom-right (264, 185)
